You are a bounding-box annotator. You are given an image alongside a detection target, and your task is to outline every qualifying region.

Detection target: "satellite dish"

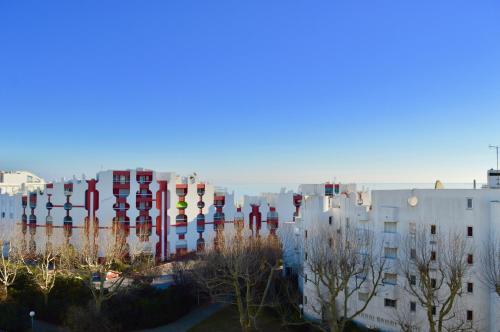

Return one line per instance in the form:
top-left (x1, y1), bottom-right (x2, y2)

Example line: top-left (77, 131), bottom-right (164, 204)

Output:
top-left (408, 196), bottom-right (418, 207)
top-left (434, 180), bottom-right (444, 190)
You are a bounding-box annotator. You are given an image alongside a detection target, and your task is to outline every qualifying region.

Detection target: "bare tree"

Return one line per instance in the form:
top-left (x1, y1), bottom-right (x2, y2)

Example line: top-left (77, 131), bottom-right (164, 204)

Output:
top-left (0, 224), bottom-right (22, 301)
top-left (192, 236), bottom-right (281, 332)
top-left (399, 227), bottom-right (474, 332)
top-left (390, 302), bottom-right (422, 332)
top-left (24, 243), bottom-right (59, 306)
top-left (303, 222), bottom-right (386, 332)
top-left (59, 225), bottom-right (129, 313)
top-left (480, 235), bottom-right (500, 297)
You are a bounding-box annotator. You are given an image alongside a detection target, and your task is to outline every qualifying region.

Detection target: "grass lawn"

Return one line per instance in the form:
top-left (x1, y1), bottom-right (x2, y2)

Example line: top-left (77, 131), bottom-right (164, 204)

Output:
top-left (188, 305), bottom-right (321, 332)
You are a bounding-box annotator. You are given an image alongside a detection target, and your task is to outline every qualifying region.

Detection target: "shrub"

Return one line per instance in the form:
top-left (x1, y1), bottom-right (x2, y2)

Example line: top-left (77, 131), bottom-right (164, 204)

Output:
top-left (104, 284), bottom-right (197, 330)
top-left (64, 304), bottom-right (118, 332)
top-left (0, 300), bottom-right (30, 332)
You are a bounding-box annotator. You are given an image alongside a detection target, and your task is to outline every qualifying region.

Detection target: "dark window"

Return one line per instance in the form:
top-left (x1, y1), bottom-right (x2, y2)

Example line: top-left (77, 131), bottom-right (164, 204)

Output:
top-left (432, 306), bottom-right (436, 316)
top-left (410, 275), bottom-right (416, 286)
top-left (304, 274), bottom-right (307, 284)
top-left (329, 216), bottom-right (333, 225)
top-left (410, 249), bottom-right (416, 259)
top-left (467, 226), bottom-right (473, 237)
top-left (305, 230), bottom-right (308, 239)
top-left (305, 252), bottom-right (308, 261)
top-left (410, 302), bottom-right (416, 312)
top-left (431, 251), bottom-right (437, 261)
top-left (467, 254), bottom-right (473, 264)
top-left (304, 296), bottom-right (308, 305)
top-left (431, 278), bottom-right (436, 288)
top-left (467, 198), bottom-right (473, 209)
top-left (384, 299), bottom-right (397, 308)
top-left (431, 225), bottom-right (436, 235)
top-left (467, 282), bottom-right (473, 293)
top-left (467, 310), bottom-right (473, 321)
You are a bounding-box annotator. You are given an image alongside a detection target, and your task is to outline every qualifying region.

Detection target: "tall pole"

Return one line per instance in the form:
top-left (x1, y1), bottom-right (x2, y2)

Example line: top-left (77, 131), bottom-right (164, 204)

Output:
top-left (489, 145), bottom-right (500, 170)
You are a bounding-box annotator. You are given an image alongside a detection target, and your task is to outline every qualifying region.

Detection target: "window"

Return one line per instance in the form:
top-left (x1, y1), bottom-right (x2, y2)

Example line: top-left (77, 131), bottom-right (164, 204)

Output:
top-left (467, 254), bottom-right (473, 265)
top-left (304, 274), bottom-right (307, 284)
top-left (466, 198), bottom-right (473, 209)
top-left (432, 306), bottom-right (437, 316)
top-left (329, 216), bottom-right (333, 225)
top-left (384, 298), bottom-right (397, 308)
top-left (410, 302), bottom-right (416, 312)
top-left (304, 296), bottom-right (308, 305)
top-left (467, 310), bottom-right (473, 321)
top-left (431, 251), bottom-right (437, 261)
top-left (410, 275), bottom-right (416, 286)
top-left (328, 238), bottom-right (332, 247)
top-left (384, 273), bottom-right (397, 285)
top-left (305, 230), bottom-right (308, 239)
top-left (384, 247), bottom-right (397, 259)
top-left (431, 224), bottom-right (436, 235)
top-left (467, 282), bottom-right (473, 293)
top-left (431, 278), bottom-right (436, 288)
top-left (304, 252), bottom-right (308, 261)
top-left (467, 226), bottom-right (473, 237)
top-left (1, 212), bottom-right (4, 218)
top-left (358, 292), bottom-right (369, 302)
top-left (384, 222), bottom-right (397, 233)
top-left (410, 248), bottom-right (417, 259)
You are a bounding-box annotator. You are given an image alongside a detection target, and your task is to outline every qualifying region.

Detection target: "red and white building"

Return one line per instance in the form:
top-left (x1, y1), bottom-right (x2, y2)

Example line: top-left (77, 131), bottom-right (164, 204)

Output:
top-left (1, 168), bottom-right (299, 261)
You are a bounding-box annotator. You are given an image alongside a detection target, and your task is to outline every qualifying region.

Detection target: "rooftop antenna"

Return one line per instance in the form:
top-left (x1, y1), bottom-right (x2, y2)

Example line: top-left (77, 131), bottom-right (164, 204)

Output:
top-left (489, 145), bottom-right (500, 170)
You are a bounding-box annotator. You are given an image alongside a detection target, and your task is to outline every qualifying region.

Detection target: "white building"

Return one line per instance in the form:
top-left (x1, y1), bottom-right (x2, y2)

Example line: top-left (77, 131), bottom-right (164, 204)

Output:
top-left (290, 172), bottom-right (500, 332)
top-left (0, 171), bottom-right (45, 195)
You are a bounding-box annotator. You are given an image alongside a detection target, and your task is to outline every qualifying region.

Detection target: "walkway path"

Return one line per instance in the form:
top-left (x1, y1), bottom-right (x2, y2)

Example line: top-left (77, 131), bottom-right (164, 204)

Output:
top-left (137, 303), bottom-right (226, 332)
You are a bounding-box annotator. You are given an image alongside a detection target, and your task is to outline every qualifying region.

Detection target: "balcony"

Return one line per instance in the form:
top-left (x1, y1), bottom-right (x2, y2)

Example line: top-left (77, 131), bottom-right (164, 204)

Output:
top-left (176, 201), bottom-right (188, 210)
top-left (112, 176), bottom-right (130, 184)
top-left (114, 189), bottom-right (130, 198)
top-left (325, 184), bottom-right (334, 197)
top-left (136, 174), bottom-right (152, 185)
top-left (213, 212), bottom-right (225, 223)
top-left (176, 185), bottom-right (188, 197)
top-left (113, 203), bottom-right (130, 211)
top-left (176, 214), bottom-right (188, 224)
top-left (46, 215), bottom-right (53, 225)
top-left (196, 214), bottom-right (205, 233)
top-left (137, 203), bottom-right (152, 211)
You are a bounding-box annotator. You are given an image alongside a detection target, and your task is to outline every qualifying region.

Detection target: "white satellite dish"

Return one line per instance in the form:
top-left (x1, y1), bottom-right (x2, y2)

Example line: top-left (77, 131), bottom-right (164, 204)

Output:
top-left (408, 196), bottom-right (418, 207)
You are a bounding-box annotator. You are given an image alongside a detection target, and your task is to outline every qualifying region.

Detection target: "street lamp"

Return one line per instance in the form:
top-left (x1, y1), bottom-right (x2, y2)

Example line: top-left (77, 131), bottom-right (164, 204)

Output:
top-left (29, 311), bottom-right (35, 330)
top-left (298, 304), bottom-right (303, 319)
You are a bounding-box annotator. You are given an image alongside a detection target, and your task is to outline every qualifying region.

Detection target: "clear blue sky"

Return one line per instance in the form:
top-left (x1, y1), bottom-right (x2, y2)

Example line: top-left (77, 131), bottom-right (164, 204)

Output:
top-left (1, 0), bottom-right (500, 184)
